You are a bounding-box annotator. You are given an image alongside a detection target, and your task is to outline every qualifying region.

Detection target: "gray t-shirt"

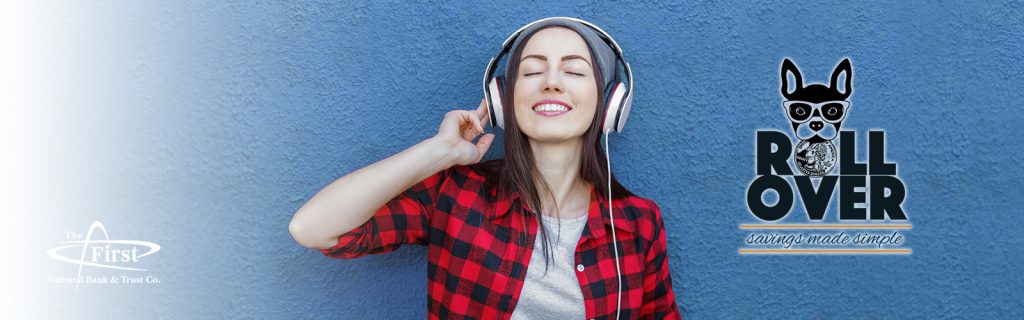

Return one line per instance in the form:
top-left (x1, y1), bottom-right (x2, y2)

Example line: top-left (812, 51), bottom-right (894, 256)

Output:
top-left (510, 212), bottom-right (588, 320)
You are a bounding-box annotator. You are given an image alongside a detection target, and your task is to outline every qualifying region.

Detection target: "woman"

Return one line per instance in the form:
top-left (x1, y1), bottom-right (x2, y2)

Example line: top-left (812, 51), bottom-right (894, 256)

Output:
top-left (289, 17), bottom-right (680, 319)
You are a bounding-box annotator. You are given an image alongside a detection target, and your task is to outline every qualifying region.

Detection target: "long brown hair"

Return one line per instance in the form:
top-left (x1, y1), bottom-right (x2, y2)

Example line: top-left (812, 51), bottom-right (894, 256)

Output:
top-left (492, 26), bottom-right (634, 269)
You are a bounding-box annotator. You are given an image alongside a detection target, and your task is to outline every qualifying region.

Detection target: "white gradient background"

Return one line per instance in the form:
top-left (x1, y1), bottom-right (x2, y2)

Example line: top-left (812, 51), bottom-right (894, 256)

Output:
top-left (5, 2), bottom-right (293, 318)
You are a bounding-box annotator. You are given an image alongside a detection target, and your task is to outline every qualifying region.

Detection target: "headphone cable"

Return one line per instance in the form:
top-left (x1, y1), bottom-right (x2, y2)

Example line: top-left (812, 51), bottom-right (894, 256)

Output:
top-left (604, 130), bottom-right (622, 320)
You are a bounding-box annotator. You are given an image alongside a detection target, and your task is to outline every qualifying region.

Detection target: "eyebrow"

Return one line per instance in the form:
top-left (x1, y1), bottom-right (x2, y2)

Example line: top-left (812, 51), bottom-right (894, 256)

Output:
top-left (520, 54), bottom-right (592, 66)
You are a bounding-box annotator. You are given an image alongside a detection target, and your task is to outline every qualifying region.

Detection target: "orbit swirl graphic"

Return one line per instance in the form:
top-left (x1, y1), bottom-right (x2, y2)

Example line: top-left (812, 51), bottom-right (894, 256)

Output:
top-left (46, 221), bottom-right (161, 290)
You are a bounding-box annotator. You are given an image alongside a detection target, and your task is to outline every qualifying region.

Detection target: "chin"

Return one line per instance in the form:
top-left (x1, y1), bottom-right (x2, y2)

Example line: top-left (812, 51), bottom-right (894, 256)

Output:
top-left (523, 125), bottom-right (588, 143)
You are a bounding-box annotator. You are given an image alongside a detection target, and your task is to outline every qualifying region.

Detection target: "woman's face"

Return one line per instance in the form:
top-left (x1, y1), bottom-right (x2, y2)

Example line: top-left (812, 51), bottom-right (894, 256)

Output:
top-left (513, 27), bottom-right (599, 143)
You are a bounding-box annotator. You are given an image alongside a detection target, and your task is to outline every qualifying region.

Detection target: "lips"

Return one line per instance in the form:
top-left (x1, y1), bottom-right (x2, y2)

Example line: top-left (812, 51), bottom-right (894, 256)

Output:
top-left (531, 99), bottom-right (572, 117)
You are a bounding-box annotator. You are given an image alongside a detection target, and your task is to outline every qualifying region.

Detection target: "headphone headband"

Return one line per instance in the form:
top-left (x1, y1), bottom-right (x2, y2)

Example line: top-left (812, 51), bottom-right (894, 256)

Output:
top-left (501, 17), bottom-right (625, 55)
top-left (482, 17), bottom-right (634, 133)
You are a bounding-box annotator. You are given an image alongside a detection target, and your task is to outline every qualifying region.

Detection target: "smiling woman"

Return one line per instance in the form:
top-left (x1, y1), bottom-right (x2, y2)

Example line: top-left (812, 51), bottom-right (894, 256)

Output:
top-left (288, 17), bottom-right (680, 319)
top-left (513, 27), bottom-right (599, 142)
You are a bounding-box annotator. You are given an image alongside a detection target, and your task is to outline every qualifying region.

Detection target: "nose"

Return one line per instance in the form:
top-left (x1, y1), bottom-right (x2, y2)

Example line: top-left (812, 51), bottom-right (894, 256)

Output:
top-left (542, 70), bottom-right (564, 93)
top-left (809, 121), bottom-right (824, 131)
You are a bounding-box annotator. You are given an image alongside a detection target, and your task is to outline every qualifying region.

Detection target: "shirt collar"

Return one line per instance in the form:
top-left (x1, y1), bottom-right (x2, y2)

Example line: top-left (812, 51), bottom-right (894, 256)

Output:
top-left (492, 184), bottom-right (635, 238)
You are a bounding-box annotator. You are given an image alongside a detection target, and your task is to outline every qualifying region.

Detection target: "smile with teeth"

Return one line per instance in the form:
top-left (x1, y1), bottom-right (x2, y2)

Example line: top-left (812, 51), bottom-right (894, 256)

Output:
top-left (534, 104), bottom-right (569, 111)
top-left (532, 101), bottom-right (572, 117)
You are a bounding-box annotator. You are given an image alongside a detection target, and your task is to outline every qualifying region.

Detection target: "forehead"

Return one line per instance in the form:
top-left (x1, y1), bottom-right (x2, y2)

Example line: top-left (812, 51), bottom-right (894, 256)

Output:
top-left (520, 27), bottom-right (591, 58)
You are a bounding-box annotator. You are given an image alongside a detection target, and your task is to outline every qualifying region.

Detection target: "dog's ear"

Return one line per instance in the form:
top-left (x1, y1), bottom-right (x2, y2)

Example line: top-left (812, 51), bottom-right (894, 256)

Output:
top-left (781, 58), bottom-right (803, 99)
top-left (830, 58), bottom-right (852, 99)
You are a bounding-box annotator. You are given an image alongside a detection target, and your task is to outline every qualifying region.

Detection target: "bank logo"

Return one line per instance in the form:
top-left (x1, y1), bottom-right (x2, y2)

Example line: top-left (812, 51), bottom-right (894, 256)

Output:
top-left (46, 221), bottom-right (162, 289)
top-left (741, 58), bottom-right (911, 255)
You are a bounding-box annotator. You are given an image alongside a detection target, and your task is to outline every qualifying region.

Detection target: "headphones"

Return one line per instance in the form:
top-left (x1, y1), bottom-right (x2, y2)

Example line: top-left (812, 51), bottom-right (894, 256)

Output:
top-left (482, 17), bottom-right (634, 133)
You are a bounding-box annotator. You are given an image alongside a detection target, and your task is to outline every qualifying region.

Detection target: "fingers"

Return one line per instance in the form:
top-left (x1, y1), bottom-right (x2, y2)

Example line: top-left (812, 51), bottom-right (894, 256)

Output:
top-left (437, 102), bottom-right (495, 165)
top-left (467, 110), bottom-right (483, 134)
top-left (443, 109), bottom-right (482, 131)
top-left (476, 99), bottom-right (489, 125)
top-left (462, 111), bottom-right (483, 139)
top-left (458, 109), bottom-right (483, 133)
top-left (474, 133), bottom-right (495, 162)
top-left (441, 102), bottom-right (490, 145)
top-left (461, 116), bottom-right (480, 141)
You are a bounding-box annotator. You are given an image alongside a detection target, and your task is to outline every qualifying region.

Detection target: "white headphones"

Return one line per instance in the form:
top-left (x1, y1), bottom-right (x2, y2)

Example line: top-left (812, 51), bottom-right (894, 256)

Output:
top-left (482, 17), bottom-right (635, 133)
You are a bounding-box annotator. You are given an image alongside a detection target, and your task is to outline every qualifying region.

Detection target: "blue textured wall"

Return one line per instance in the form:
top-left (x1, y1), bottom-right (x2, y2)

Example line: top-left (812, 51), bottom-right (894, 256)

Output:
top-left (30, 0), bottom-right (1023, 318)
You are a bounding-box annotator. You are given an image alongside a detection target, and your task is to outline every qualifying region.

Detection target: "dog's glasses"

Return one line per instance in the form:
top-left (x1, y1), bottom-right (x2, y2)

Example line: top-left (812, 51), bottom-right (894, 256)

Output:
top-left (783, 100), bottom-right (850, 123)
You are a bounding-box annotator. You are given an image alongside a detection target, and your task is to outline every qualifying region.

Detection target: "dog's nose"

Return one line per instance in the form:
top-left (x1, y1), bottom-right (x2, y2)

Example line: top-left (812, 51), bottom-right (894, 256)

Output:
top-left (809, 121), bottom-right (824, 131)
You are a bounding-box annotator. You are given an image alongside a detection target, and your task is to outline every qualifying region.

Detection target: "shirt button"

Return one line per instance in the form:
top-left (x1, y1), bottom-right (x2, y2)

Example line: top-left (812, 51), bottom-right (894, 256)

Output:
top-left (576, 264), bottom-right (585, 272)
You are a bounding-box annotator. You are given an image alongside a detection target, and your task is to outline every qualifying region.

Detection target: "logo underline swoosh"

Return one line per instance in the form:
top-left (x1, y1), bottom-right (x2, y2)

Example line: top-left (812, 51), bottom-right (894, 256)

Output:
top-left (57, 240), bottom-right (162, 259)
top-left (46, 244), bottom-right (147, 271)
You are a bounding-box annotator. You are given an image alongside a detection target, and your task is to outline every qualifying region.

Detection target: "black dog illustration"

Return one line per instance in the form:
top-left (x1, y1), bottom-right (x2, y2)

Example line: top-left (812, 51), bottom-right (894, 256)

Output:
top-left (780, 58), bottom-right (852, 176)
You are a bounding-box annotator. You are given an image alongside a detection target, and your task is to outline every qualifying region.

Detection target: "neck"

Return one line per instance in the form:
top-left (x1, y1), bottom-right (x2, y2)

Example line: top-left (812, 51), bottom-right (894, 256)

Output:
top-left (529, 138), bottom-right (591, 218)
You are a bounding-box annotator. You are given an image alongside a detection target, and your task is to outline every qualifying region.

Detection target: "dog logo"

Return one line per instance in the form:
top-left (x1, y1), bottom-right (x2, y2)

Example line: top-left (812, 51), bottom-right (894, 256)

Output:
top-left (780, 58), bottom-right (852, 176)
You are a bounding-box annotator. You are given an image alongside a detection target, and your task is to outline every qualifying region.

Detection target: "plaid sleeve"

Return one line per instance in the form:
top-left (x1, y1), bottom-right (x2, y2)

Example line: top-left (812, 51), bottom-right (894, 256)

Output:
top-left (320, 168), bottom-right (450, 259)
top-left (640, 202), bottom-right (682, 319)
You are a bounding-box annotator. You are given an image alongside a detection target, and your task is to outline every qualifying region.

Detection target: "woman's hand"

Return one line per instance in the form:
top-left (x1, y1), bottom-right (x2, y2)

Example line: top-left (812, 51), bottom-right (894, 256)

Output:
top-left (432, 99), bottom-right (496, 167)
top-left (289, 99), bottom-right (496, 249)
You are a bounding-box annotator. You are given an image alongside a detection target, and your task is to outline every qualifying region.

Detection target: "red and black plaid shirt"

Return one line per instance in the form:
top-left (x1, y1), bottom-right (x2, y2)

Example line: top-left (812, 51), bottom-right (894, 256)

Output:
top-left (321, 160), bottom-right (681, 319)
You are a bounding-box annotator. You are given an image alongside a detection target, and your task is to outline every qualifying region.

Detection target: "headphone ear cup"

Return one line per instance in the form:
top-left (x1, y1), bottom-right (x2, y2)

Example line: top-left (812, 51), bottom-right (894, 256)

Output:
top-left (616, 84), bottom-right (633, 133)
top-left (602, 82), bottom-right (629, 133)
top-left (487, 76), bottom-right (507, 129)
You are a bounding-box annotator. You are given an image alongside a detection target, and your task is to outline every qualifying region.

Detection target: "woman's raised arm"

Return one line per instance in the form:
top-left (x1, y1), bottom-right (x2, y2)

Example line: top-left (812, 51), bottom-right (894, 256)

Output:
top-left (288, 100), bottom-right (494, 249)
